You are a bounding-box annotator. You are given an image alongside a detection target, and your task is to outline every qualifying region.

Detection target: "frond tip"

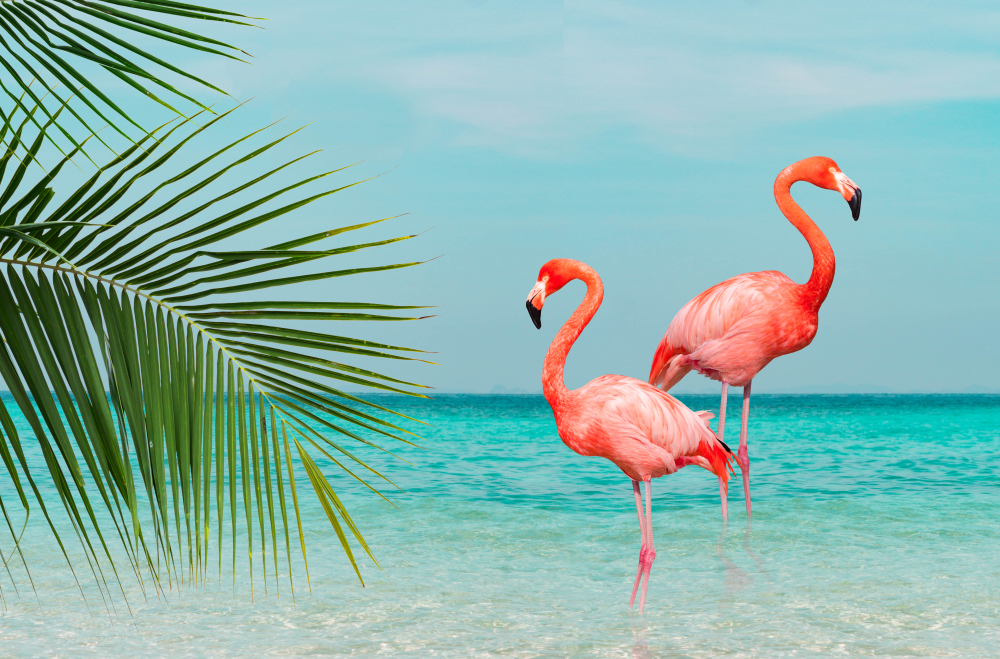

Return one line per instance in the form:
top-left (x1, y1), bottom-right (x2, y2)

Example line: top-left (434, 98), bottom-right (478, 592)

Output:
top-left (0, 0), bottom-right (262, 155)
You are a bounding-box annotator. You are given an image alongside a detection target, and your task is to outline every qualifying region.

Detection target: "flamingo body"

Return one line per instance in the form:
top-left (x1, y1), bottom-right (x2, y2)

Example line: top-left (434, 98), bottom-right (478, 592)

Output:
top-left (554, 373), bottom-right (728, 482)
top-left (649, 270), bottom-right (815, 390)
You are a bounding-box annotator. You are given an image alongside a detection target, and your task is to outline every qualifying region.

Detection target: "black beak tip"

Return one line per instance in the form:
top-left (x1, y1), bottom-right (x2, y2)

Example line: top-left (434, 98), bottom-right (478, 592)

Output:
top-left (526, 299), bottom-right (542, 329)
top-left (848, 188), bottom-right (862, 221)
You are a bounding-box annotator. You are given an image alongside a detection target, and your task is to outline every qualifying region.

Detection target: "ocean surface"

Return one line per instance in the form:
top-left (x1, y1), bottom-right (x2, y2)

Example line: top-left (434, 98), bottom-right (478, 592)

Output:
top-left (1, 393), bottom-right (999, 657)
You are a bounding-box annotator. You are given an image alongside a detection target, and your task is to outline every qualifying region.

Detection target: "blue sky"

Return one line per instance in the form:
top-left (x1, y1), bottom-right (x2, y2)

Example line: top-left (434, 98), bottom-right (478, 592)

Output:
top-left (72, 1), bottom-right (1000, 392)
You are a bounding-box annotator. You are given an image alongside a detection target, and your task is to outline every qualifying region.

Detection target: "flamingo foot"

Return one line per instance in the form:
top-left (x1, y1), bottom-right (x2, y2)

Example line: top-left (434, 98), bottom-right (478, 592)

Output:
top-left (629, 544), bottom-right (646, 608)
top-left (737, 445), bottom-right (751, 518)
top-left (630, 478), bottom-right (656, 613)
top-left (630, 545), bottom-right (656, 613)
top-left (639, 546), bottom-right (656, 613)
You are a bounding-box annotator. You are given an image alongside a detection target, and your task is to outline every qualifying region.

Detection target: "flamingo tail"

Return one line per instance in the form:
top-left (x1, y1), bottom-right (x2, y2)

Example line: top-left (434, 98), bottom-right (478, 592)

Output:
top-left (648, 339), bottom-right (690, 391)
top-left (696, 438), bottom-right (736, 494)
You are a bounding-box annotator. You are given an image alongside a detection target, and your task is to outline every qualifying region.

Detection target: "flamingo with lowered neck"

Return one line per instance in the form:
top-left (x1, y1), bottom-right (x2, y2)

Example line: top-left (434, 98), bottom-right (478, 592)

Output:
top-left (648, 156), bottom-right (862, 521)
top-left (526, 258), bottom-right (734, 612)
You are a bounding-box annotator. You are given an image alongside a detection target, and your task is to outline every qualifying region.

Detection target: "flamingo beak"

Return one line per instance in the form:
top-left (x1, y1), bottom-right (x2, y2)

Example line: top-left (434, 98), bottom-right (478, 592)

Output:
top-left (847, 186), bottom-right (862, 221)
top-left (526, 281), bottom-right (545, 329)
top-left (834, 171), bottom-right (862, 220)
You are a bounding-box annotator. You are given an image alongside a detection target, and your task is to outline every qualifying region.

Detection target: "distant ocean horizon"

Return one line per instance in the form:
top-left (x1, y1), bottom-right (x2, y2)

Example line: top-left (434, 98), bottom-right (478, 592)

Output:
top-left (484, 385), bottom-right (1000, 395)
top-left (3, 386), bottom-right (999, 396)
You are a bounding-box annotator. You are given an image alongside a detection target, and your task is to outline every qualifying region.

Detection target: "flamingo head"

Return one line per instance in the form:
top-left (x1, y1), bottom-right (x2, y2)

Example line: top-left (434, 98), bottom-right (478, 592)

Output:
top-left (801, 156), bottom-right (862, 221)
top-left (525, 259), bottom-right (576, 329)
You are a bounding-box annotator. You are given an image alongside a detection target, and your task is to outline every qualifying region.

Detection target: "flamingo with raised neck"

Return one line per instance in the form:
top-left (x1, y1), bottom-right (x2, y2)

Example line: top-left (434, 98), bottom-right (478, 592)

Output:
top-left (648, 156), bottom-right (863, 520)
top-left (526, 258), bottom-right (734, 612)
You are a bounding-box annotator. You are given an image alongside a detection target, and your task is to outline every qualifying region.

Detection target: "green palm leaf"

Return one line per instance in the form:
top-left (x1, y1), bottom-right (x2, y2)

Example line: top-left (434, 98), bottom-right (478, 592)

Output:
top-left (0, 104), bottom-right (431, 606)
top-left (0, 0), bottom-right (259, 160)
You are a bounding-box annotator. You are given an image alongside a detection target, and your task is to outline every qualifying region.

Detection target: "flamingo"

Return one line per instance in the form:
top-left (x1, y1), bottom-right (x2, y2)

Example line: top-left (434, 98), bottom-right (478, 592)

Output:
top-left (648, 156), bottom-right (862, 521)
top-left (525, 258), bottom-right (734, 612)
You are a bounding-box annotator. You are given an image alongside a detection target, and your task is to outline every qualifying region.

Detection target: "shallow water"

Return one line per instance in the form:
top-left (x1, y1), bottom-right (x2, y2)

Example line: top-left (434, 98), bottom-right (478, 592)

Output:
top-left (1, 394), bottom-right (999, 657)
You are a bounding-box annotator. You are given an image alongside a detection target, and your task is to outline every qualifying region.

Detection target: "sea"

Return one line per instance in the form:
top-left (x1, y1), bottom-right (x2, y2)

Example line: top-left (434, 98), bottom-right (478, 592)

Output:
top-left (0, 393), bottom-right (998, 658)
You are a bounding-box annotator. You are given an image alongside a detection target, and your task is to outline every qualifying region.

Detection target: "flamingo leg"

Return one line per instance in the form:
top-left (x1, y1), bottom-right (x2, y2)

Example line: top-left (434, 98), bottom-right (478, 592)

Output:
top-left (638, 478), bottom-right (656, 613)
top-left (629, 480), bottom-right (646, 609)
top-left (739, 380), bottom-right (753, 517)
top-left (718, 383), bottom-right (729, 523)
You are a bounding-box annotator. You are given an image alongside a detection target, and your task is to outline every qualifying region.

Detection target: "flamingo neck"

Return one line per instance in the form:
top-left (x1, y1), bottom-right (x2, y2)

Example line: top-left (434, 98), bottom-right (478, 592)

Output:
top-left (774, 166), bottom-right (835, 310)
top-left (542, 263), bottom-right (604, 408)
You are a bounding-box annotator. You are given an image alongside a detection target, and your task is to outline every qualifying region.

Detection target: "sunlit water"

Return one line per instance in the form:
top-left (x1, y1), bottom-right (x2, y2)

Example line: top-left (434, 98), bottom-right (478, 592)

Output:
top-left (1, 394), bottom-right (999, 657)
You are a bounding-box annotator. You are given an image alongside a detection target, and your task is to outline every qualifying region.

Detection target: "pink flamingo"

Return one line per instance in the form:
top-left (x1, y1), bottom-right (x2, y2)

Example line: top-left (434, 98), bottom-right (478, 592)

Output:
top-left (648, 156), bottom-right (862, 521)
top-left (526, 258), bottom-right (734, 612)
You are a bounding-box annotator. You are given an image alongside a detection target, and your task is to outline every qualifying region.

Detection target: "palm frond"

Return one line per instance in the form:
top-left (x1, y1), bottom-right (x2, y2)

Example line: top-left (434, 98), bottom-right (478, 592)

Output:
top-left (0, 103), bottom-right (431, 606)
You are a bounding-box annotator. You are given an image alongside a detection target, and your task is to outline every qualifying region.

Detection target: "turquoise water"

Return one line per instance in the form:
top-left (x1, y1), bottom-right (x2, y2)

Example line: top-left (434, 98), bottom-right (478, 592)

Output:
top-left (1, 394), bottom-right (999, 657)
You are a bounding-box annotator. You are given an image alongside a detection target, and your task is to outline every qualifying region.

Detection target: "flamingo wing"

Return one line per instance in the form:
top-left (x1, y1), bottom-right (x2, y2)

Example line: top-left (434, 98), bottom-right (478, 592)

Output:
top-left (586, 375), bottom-right (717, 458)
top-left (577, 375), bottom-right (733, 482)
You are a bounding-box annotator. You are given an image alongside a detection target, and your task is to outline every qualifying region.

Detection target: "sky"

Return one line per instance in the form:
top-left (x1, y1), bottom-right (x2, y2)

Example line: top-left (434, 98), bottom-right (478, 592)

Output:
top-left (24, 1), bottom-right (1000, 393)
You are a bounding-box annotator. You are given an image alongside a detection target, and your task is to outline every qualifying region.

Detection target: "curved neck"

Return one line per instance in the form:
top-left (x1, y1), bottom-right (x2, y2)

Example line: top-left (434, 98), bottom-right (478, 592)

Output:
top-left (542, 263), bottom-right (604, 407)
top-left (774, 167), bottom-right (835, 310)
